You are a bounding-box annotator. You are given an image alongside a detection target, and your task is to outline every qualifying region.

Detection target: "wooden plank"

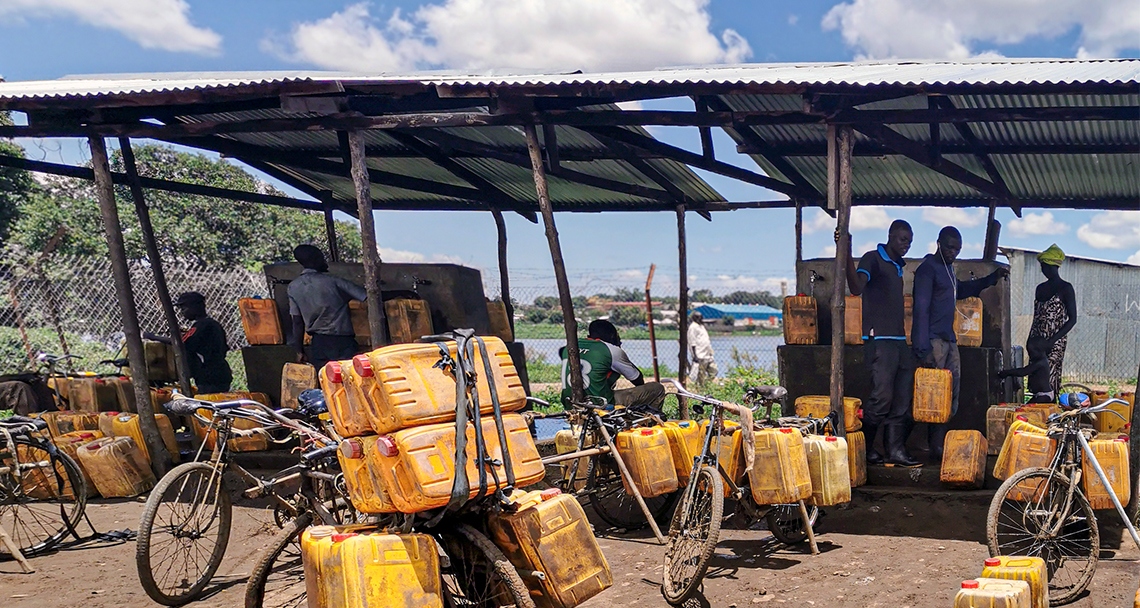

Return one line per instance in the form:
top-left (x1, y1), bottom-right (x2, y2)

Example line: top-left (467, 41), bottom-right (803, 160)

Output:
top-left (829, 125), bottom-right (853, 437)
top-left (737, 141), bottom-right (1140, 156)
top-left (677, 205), bottom-right (689, 417)
top-left (853, 122), bottom-right (1006, 198)
top-left (346, 131), bottom-right (388, 346)
top-left (491, 209), bottom-right (514, 336)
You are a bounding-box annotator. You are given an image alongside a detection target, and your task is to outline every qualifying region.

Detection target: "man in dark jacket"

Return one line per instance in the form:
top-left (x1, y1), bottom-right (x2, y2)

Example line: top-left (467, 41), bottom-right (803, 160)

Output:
top-left (147, 291), bottom-right (232, 393)
top-left (287, 244), bottom-right (367, 371)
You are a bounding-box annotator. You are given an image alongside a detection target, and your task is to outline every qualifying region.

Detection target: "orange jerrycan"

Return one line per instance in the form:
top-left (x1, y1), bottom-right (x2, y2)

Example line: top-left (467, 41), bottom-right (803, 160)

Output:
top-left (954, 297), bottom-right (984, 347)
top-left (846, 430), bottom-right (867, 487)
top-left (941, 430), bottom-right (988, 489)
top-left (803, 435), bottom-right (851, 506)
top-left (7, 442), bottom-right (79, 499)
top-left (330, 360), bottom-right (376, 438)
top-left (352, 336), bottom-right (526, 434)
top-left (280, 362), bottom-right (316, 410)
top-left (53, 430), bottom-right (104, 497)
top-left (699, 419), bottom-right (744, 496)
top-left (384, 298), bottom-right (434, 344)
top-left (981, 556), bottom-right (1047, 608)
top-left (993, 418), bottom-right (1045, 480)
top-left (1004, 434), bottom-right (1059, 501)
top-left (662, 420), bottom-right (703, 485)
top-left (488, 489), bottom-right (613, 608)
top-left (554, 426), bottom-right (590, 491)
top-left (336, 437), bottom-right (399, 514)
top-left (301, 527), bottom-right (443, 608)
top-left (1094, 396), bottom-right (1132, 434)
top-left (1006, 404), bottom-right (1058, 429)
top-left (794, 395), bottom-right (862, 432)
top-left (782, 296), bottom-right (818, 345)
top-left (913, 367), bottom-right (952, 423)
top-left (749, 428), bottom-right (812, 505)
top-left (69, 376), bottom-right (99, 412)
top-left (615, 426), bottom-right (679, 499)
top-left (987, 405), bottom-right (1019, 455)
top-left (76, 436), bottom-right (155, 498)
top-left (1082, 436), bottom-right (1130, 509)
top-left (844, 295), bottom-right (863, 345)
top-left (110, 412), bottom-right (180, 466)
top-left (954, 578), bottom-right (1032, 608)
top-left (238, 297), bottom-right (283, 345)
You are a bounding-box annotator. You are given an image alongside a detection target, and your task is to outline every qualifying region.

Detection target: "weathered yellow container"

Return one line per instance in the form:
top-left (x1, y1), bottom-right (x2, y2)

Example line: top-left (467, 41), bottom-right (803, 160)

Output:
top-left (47, 376), bottom-right (70, 407)
top-left (615, 427), bottom-right (679, 499)
top-left (76, 436), bottom-right (155, 498)
top-left (38, 411), bottom-right (99, 438)
top-left (336, 437), bottom-right (399, 514)
top-left (326, 361), bottom-right (375, 438)
top-left (1082, 437), bottom-right (1130, 509)
top-left (954, 297), bottom-right (984, 347)
top-left (1006, 404), bottom-right (1059, 430)
top-left (280, 362), bottom-right (316, 410)
top-left (987, 405), bottom-right (1020, 455)
top-left (913, 367), bottom-right (953, 423)
top-left (993, 419), bottom-right (1047, 479)
top-left (96, 411), bottom-right (120, 437)
top-left (954, 578), bottom-right (1032, 608)
top-left (486, 299), bottom-right (514, 343)
top-left (844, 295), bottom-right (863, 345)
top-left (300, 527), bottom-right (442, 608)
top-left (1093, 395), bottom-right (1133, 434)
top-left (1004, 434), bottom-right (1059, 501)
top-left (803, 435), bottom-right (851, 506)
top-left (352, 337), bottom-right (526, 434)
top-left (782, 296), bottom-right (818, 345)
top-left (941, 430), bottom-right (988, 489)
top-left (238, 297), bottom-right (283, 345)
top-left (69, 376), bottom-right (99, 412)
top-left (699, 419), bottom-right (745, 495)
top-left (369, 413), bottom-right (544, 513)
top-left (52, 430), bottom-right (104, 497)
top-left (7, 442), bottom-right (79, 499)
top-left (793, 395), bottom-right (862, 432)
top-left (109, 376), bottom-right (137, 413)
top-left (554, 427), bottom-right (590, 491)
top-left (749, 428), bottom-right (813, 505)
top-left (847, 430), bottom-right (867, 487)
top-left (110, 412), bottom-right (180, 466)
top-left (384, 298), bottom-right (434, 344)
top-left (143, 340), bottom-right (178, 382)
top-left (346, 299), bottom-right (370, 346)
top-left (488, 489), bottom-right (612, 608)
top-left (981, 556), bottom-right (1048, 608)
top-left (662, 420), bottom-right (703, 485)
top-left (193, 392), bottom-right (273, 452)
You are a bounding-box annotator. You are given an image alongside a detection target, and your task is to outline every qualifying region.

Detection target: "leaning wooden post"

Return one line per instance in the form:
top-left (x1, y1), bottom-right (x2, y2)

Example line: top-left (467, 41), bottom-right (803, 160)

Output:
top-left (120, 138), bottom-right (194, 399)
top-left (1126, 360), bottom-right (1140, 521)
top-left (828, 125), bottom-right (853, 437)
top-left (346, 131), bottom-right (388, 347)
top-left (677, 204), bottom-right (690, 419)
top-left (795, 200), bottom-right (804, 263)
top-left (89, 136), bottom-right (171, 476)
top-left (320, 192), bottom-right (340, 263)
top-left (645, 264), bottom-right (660, 382)
top-left (524, 124), bottom-right (583, 403)
top-left (491, 209), bottom-right (514, 335)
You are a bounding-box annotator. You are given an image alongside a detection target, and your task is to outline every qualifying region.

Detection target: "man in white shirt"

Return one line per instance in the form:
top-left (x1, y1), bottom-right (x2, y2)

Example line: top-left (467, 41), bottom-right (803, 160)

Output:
top-left (687, 311), bottom-right (717, 385)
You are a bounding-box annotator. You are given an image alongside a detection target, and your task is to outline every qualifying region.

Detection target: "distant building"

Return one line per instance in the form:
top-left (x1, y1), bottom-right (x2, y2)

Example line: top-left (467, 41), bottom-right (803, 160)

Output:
top-left (692, 304), bottom-right (782, 327)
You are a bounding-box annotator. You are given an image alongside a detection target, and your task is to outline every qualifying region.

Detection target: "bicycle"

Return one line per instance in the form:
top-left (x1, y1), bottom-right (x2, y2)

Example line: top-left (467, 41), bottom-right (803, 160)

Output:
top-left (136, 394), bottom-right (345, 606)
top-left (986, 395), bottom-right (1140, 605)
top-left (0, 413), bottom-right (88, 558)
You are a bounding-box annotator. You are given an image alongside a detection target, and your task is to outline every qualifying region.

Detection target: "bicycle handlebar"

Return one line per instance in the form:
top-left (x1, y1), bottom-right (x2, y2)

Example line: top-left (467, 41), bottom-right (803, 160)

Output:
top-left (1049, 398), bottom-right (1131, 424)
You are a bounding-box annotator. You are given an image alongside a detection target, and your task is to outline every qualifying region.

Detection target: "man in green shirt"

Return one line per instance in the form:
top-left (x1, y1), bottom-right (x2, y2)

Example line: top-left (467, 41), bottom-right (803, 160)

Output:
top-left (560, 320), bottom-right (666, 413)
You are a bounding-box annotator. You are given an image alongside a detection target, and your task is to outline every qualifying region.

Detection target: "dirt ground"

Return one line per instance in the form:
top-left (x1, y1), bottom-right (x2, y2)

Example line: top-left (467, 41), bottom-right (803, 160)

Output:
top-left (3, 488), bottom-right (1138, 607)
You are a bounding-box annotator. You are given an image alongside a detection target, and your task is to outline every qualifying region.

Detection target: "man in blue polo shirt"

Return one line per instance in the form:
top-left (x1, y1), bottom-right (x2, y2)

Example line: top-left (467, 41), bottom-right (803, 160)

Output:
top-left (844, 219), bottom-right (920, 467)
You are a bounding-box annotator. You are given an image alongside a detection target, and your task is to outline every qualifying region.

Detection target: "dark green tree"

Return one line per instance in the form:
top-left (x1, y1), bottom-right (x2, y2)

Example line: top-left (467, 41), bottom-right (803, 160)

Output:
top-left (607, 305), bottom-right (646, 327)
top-left (0, 112), bottom-right (35, 242)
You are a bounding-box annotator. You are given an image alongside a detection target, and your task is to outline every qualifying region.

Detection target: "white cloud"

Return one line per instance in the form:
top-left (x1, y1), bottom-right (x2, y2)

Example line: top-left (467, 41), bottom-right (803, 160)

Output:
top-left (819, 244), bottom-right (837, 257)
top-left (379, 246), bottom-right (464, 264)
top-left (702, 275), bottom-right (790, 293)
top-left (0, 0), bottom-right (221, 54)
top-left (822, 0), bottom-right (1140, 59)
top-left (922, 207), bottom-right (986, 228)
top-left (265, 0), bottom-right (752, 72)
top-left (1076, 211), bottom-right (1140, 250)
top-left (802, 206), bottom-right (893, 234)
top-left (1128, 250), bottom-right (1140, 266)
top-left (1007, 212), bottom-right (1069, 237)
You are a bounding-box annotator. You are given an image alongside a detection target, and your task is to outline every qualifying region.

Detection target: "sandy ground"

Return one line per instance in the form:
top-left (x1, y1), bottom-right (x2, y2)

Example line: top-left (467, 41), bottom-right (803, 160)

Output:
top-left (3, 488), bottom-right (1138, 607)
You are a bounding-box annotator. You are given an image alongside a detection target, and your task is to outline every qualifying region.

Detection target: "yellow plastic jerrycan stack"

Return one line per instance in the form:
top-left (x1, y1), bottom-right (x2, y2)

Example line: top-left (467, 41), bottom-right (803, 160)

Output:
top-left (987, 405), bottom-right (1020, 455)
top-left (321, 361), bottom-right (373, 438)
top-left (554, 427), bottom-right (590, 491)
top-left (363, 413), bottom-right (544, 513)
top-left (1082, 436), bottom-right (1130, 509)
top-left (193, 392), bottom-right (273, 452)
top-left (300, 526), bottom-right (443, 608)
top-left (981, 556), bottom-right (1048, 608)
top-left (7, 443), bottom-right (78, 499)
top-left (615, 427), bottom-right (679, 499)
top-left (53, 430), bottom-right (104, 497)
top-left (488, 488), bottom-right (613, 608)
top-left (941, 430), bottom-right (988, 489)
top-left (993, 419), bottom-right (1048, 480)
top-left (280, 362), bottom-right (316, 410)
top-left (954, 297), bottom-right (984, 347)
top-left (846, 430), bottom-right (867, 487)
top-left (750, 428), bottom-right (812, 505)
top-left (110, 413), bottom-right (180, 466)
top-left (913, 367), bottom-right (953, 423)
top-left (782, 296), bottom-right (818, 345)
top-left (803, 435), bottom-right (851, 506)
top-left (662, 420), bottom-right (703, 485)
top-left (336, 437), bottom-right (399, 514)
top-left (76, 436), bottom-right (156, 498)
top-left (39, 411), bottom-right (99, 438)
top-left (1006, 404), bottom-right (1059, 430)
top-left (237, 296), bottom-right (283, 345)
top-left (350, 336), bottom-right (526, 434)
top-left (793, 395), bottom-right (862, 432)
top-left (954, 578), bottom-right (1032, 608)
top-left (1093, 394), bottom-right (1133, 434)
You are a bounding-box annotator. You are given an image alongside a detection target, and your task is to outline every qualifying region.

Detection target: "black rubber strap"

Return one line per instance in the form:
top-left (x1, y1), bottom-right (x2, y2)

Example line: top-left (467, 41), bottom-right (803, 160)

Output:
top-left (476, 336), bottom-right (514, 488)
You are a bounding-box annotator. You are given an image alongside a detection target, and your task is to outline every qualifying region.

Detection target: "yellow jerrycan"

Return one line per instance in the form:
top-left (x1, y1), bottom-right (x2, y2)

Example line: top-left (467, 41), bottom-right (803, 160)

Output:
top-left (1093, 395), bottom-right (1132, 434)
top-left (913, 367), bottom-right (952, 423)
top-left (301, 526), bottom-right (443, 608)
top-left (614, 427), bottom-right (679, 499)
top-left (954, 578), bottom-right (1032, 608)
top-left (662, 420), bottom-right (703, 485)
top-left (803, 435), bottom-right (851, 506)
top-left (993, 417), bottom-right (1046, 479)
top-left (846, 430), bottom-right (867, 487)
top-left (794, 395), bottom-right (862, 432)
top-left (954, 297), bottom-right (984, 347)
top-left (336, 437), bottom-right (399, 514)
top-left (940, 430), bottom-right (988, 489)
top-left (280, 362), bottom-right (317, 410)
top-left (110, 412), bottom-right (180, 466)
top-left (1082, 436), bottom-right (1130, 510)
top-left (782, 296), bottom-right (818, 345)
top-left (52, 430), bottom-right (104, 497)
top-left (749, 428), bottom-right (812, 505)
top-left (987, 405), bottom-right (1020, 455)
top-left (554, 426), bottom-right (590, 491)
top-left (322, 360), bottom-right (373, 438)
top-left (76, 436), bottom-right (155, 498)
top-left (981, 556), bottom-right (1048, 608)
top-left (238, 297), bottom-right (283, 345)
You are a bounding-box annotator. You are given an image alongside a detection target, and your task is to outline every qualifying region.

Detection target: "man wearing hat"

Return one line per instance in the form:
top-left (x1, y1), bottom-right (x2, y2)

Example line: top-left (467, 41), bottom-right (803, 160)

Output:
top-left (146, 292), bottom-right (232, 393)
top-left (287, 244), bottom-right (367, 371)
top-left (1029, 244), bottom-right (1076, 395)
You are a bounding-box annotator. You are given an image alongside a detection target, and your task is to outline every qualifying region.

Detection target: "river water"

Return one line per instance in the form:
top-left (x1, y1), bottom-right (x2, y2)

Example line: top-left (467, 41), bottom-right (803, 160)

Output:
top-left (523, 334), bottom-right (784, 374)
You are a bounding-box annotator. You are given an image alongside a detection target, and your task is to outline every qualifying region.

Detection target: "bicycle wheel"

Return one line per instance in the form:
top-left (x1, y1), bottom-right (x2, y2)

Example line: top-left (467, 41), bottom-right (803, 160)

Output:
top-left (586, 453), bottom-right (678, 530)
top-left (0, 436), bottom-right (87, 557)
top-left (245, 511), bottom-right (313, 608)
top-left (987, 467), bottom-right (1098, 605)
top-left (661, 465), bottom-right (723, 606)
top-left (765, 503), bottom-right (819, 545)
top-left (137, 461), bottom-right (233, 606)
top-left (436, 523), bottom-right (535, 608)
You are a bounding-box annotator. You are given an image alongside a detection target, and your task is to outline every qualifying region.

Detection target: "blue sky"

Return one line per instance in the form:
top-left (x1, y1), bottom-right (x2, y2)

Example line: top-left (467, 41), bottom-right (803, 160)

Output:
top-left (1, 0), bottom-right (1138, 295)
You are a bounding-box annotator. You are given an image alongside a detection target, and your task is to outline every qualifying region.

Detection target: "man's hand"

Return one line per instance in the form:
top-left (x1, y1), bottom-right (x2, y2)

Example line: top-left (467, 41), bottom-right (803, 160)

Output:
top-left (142, 331), bottom-right (159, 341)
top-left (295, 351), bottom-right (306, 364)
top-left (990, 267), bottom-right (1010, 281)
top-left (914, 349), bottom-right (935, 368)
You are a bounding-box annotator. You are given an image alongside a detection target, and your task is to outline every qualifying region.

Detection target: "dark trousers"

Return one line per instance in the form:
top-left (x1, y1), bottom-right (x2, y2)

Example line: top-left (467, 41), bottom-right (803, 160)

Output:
top-left (196, 381), bottom-right (232, 394)
top-left (614, 382), bottom-right (667, 414)
top-left (309, 334), bottom-right (360, 372)
top-left (863, 339), bottom-right (915, 428)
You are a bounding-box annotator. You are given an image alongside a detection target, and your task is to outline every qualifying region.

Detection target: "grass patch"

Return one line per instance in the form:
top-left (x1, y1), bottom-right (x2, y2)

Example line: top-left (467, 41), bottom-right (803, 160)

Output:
top-left (0, 409), bottom-right (12, 419)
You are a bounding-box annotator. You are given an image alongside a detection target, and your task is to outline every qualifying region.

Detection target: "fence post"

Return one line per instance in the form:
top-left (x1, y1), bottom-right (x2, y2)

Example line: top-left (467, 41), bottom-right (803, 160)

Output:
top-left (828, 124), bottom-right (852, 437)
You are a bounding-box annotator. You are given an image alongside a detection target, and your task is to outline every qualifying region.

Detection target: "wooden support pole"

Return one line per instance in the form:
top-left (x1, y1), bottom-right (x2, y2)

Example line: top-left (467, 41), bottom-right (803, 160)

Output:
top-left (524, 124), bottom-right (583, 403)
top-left (321, 192), bottom-right (340, 263)
top-left (346, 131), bottom-right (389, 347)
top-left (828, 125), bottom-right (853, 438)
top-left (491, 209), bottom-right (514, 335)
top-left (983, 203), bottom-right (1001, 261)
top-left (795, 201), bottom-right (803, 263)
top-left (89, 136), bottom-right (171, 476)
top-left (119, 138), bottom-right (194, 402)
top-left (645, 264), bottom-right (660, 382)
top-left (677, 205), bottom-right (690, 419)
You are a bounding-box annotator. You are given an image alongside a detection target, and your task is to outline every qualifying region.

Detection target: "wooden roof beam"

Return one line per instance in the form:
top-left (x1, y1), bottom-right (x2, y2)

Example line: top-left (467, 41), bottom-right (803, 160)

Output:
top-left (932, 96), bottom-right (1020, 215)
top-left (853, 122), bottom-right (1006, 199)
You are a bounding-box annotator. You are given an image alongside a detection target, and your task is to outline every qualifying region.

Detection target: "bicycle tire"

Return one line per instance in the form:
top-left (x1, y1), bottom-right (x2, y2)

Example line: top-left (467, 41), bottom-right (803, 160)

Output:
top-left (437, 523), bottom-right (535, 608)
top-left (586, 453), bottom-right (678, 530)
top-left (0, 436), bottom-right (87, 558)
top-left (765, 503), bottom-right (819, 545)
top-left (987, 467), bottom-right (1099, 605)
top-left (245, 511), bottom-right (313, 608)
top-left (661, 465), bottom-right (723, 606)
top-left (137, 461), bottom-right (233, 606)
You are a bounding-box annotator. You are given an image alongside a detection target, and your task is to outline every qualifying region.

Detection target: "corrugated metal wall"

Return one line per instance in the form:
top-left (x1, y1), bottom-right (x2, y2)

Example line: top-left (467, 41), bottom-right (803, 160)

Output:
top-left (1007, 248), bottom-right (1140, 382)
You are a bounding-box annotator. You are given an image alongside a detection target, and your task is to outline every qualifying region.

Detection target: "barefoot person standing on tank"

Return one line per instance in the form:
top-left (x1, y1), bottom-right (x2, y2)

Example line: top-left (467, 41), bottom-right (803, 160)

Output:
top-left (1028, 244), bottom-right (1076, 396)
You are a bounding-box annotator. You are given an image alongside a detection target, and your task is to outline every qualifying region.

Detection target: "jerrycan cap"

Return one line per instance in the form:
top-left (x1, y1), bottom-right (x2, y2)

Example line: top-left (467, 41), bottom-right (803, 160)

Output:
top-left (825, 436), bottom-right (838, 442)
top-left (640, 428), bottom-right (655, 436)
top-left (540, 488), bottom-right (562, 501)
top-left (984, 557), bottom-right (1002, 567)
top-left (308, 526), bottom-right (336, 538)
top-left (856, 408), bottom-right (864, 419)
top-left (95, 378), bottom-right (107, 384)
top-left (1016, 415), bottom-right (1029, 422)
top-left (79, 432), bottom-right (96, 439)
top-left (117, 413), bottom-right (133, 421)
top-left (339, 439), bottom-right (364, 460)
top-left (327, 361), bottom-right (343, 384)
top-left (961, 580), bottom-right (979, 589)
top-left (352, 355), bottom-right (373, 378)
top-left (1116, 437), bottom-right (1128, 442)
top-left (779, 428), bottom-right (794, 434)
top-left (376, 435), bottom-right (399, 457)
top-left (331, 532), bottom-right (357, 542)
top-left (678, 421), bottom-right (691, 428)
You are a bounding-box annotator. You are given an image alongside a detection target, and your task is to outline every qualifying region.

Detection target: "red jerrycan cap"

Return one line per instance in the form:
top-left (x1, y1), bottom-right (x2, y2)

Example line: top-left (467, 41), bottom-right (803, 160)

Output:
top-left (640, 428), bottom-right (655, 436)
top-left (339, 439), bottom-right (364, 460)
top-left (856, 408), bottom-right (864, 419)
top-left (331, 532), bottom-right (356, 542)
top-left (540, 488), bottom-right (562, 501)
top-left (327, 361), bottom-right (343, 384)
top-left (825, 436), bottom-right (838, 442)
top-left (352, 355), bottom-right (373, 377)
top-left (1016, 415), bottom-right (1029, 422)
top-left (779, 428), bottom-right (793, 434)
top-left (961, 580), bottom-right (979, 589)
top-left (984, 557), bottom-right (1002, 567)
top-left (376, 435), bottom-right (399, 457)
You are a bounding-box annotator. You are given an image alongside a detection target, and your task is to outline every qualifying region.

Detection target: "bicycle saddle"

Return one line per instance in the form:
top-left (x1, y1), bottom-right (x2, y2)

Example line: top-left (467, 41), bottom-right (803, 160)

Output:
top-left (747, 386), bottom-right (787, 401)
